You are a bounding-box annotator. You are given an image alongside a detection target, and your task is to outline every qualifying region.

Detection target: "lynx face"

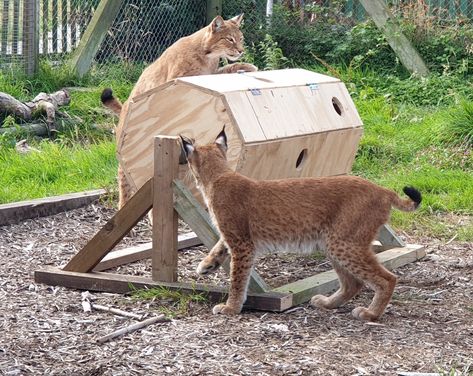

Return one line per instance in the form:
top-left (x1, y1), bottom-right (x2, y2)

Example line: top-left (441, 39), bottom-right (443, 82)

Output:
top-left (205, 14), bottom-right (246, 61)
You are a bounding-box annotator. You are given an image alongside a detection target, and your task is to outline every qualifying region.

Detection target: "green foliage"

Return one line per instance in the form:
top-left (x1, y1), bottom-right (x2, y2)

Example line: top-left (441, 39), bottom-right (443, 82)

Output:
top-left (245, 34), bottom-right (289, 70)
top-left (131, 286), bottom-right (208, 317)
top-left (437, 100), bottom-right (473, 147)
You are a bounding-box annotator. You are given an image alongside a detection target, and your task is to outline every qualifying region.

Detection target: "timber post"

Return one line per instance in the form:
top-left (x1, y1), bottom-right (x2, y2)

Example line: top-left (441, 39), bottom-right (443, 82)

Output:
top-left (359, 0), bottom-right (429, 77)
top-left (206, 0), bottom-right (222, 23)
top-left (69, 0), bottom-right (124, 77)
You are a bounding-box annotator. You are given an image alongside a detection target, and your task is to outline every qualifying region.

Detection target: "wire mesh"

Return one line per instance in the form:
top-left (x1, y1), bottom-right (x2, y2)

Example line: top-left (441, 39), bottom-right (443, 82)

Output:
top-left (0, 0), bottom-right (472, 75)
top-left (0, 0), bottom-right (207, 74)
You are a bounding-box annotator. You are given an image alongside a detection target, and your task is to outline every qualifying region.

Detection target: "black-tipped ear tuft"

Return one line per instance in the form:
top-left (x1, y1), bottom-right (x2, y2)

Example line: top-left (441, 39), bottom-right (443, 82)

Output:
top-left (215, 126), bottom-right (227, 152)
top-left (179, 135), bottom-right (195, 163)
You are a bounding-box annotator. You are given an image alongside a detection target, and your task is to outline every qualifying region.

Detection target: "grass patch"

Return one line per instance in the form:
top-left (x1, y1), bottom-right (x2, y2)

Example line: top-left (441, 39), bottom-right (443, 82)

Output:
top-left (131, 286), bottom-right (208, 318)
top-left (0, 141), bottom-right (117, 204)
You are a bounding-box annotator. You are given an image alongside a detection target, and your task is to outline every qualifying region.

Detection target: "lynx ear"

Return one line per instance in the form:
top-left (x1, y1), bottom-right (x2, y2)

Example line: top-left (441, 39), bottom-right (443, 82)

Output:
top-left (179, 135), bottom-right (195, 163)
top-left (215, 127), bottom-right (228, 153)
top-left (230, 13), bottom-right (244, 26)
top-left (211, 15), bottom-right (224, 32)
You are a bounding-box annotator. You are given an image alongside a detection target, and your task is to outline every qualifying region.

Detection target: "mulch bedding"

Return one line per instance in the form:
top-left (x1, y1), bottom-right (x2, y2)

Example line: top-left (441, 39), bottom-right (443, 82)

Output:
top-left (0, 203), bottom-right (472, 376)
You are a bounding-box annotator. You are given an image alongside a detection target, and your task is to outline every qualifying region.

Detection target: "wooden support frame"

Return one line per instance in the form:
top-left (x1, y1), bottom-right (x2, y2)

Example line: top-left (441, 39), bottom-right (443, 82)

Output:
top-left (35, 135), bottom-right (425, 312)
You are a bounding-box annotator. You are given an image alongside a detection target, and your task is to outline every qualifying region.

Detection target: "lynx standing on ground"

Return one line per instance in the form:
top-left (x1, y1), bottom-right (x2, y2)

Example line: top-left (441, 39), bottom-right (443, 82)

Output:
top-left (101, 14), bottom-right (257, 209)
top-left (181, 129), bottom-right (422, 321)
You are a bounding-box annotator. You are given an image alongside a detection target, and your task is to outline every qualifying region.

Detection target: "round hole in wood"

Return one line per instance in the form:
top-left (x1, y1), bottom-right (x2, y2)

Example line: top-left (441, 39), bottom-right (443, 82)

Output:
top-left (296, 149), bottom-right (308, 170)
top-left (332, 97), bottom-right (343, 116)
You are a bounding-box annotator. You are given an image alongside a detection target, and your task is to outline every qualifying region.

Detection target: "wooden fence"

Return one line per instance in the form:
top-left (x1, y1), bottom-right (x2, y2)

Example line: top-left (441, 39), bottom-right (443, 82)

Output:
top-left (0, 0), bottom-right (96, 74)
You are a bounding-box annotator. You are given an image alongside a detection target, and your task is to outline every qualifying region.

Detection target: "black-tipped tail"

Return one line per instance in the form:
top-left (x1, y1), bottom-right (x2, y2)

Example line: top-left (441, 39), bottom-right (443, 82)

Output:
top-left (101, 88), bottom-right (114, 104)
top-left (403, 186), bottom-right (422, 208)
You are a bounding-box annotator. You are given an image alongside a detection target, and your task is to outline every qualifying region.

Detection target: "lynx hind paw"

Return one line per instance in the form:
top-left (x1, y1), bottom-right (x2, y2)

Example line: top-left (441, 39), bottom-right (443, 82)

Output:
top-left (196, 258), bottom-right (221, 275)
top-left (352, 307), bottom-right (379, 322)
top-left (212, 303), bottom-right (240, 315)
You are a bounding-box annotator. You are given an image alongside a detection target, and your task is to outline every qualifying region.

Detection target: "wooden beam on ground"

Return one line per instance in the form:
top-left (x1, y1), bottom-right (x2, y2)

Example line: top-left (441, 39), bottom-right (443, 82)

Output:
top-left (94, 232), bottom-right (201, 271)
top-left (63, 179), bottom-right (153, 273)
top-left (68, 0), bottom-right (124, 76)
top-left (173, 179), bottom-right (271, 293)
top-left (273, 244), bottom-right (425, 307)
top-left (377, 224), bottom-right (405, 247)
top-left (34, 266), bottom-right (292, 312)
top-left (152, 136), bottom-right (180, 282)
top-left (0, 189), bottom-right (106, 226)
top-left (359, 0), bottom-right (429, 76)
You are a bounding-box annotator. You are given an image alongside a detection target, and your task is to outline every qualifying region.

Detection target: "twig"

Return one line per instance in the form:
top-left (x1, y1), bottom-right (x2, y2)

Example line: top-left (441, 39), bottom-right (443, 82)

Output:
top-left (97, 315), bottom-right (169, 344)
top-left (92, 303), bottom-right (144, 320)
top-left (445, 233), bottom-right (458, 245)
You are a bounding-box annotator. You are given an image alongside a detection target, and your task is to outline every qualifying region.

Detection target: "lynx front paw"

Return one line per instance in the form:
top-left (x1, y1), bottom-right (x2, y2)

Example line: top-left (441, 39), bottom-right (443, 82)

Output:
top-left (352, 307), bottom-right (378, 322)
top-left (310, 294), bottom-right (330, 308)
top-left (196, 259), bottom-right (221, 275)
top-left (212, 303), bottom-right (240, 315)
top-left (238, 63), bottom-right (258, 72)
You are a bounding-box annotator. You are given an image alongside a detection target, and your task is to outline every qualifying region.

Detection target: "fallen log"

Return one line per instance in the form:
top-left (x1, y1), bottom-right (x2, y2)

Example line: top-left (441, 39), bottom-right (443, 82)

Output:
top-left (0, 89), bottom-right (70, 134)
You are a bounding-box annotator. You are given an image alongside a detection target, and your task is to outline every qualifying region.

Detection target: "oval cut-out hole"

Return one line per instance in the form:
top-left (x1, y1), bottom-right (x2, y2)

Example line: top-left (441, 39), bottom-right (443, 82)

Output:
top-left (296, 149), bottom-right (308, 170)
top-left (332, 97), bottom-right (343, 116)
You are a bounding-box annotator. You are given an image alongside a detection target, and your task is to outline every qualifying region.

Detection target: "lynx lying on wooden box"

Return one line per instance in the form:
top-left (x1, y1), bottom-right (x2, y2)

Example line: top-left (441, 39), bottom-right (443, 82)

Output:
top-left (181, 129), bottom-right (421, 321)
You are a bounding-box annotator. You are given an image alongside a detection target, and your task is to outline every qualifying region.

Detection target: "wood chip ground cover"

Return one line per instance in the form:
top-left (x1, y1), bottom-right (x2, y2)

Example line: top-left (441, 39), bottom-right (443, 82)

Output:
top-left (0, 204), bottom-right (472, 375)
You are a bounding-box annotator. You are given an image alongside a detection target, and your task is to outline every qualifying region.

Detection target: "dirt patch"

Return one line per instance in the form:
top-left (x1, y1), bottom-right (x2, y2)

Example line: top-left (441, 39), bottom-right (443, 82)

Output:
top-left (1, 204), bottom-right (472, 375)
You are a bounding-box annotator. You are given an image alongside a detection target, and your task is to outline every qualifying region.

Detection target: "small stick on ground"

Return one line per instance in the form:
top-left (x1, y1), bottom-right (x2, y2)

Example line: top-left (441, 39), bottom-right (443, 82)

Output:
top-left (92, 303), bottom-right (144, 320)
top-left (97, 315), bottom-right (169, 344)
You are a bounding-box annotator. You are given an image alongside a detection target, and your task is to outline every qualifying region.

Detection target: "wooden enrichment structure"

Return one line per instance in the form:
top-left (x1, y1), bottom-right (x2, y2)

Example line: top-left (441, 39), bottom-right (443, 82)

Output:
top-left (35, 69), bottom-right (424, 310)
top-left (35, 135), bottom-right (425, 312)
top-left (117, 68), bottom-right (364, 198)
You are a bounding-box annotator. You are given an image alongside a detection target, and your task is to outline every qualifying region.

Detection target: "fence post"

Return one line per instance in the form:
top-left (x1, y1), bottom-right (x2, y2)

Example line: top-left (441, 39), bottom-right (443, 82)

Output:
top-left (69, 0), bottom-right (124, 77)
top-left (359, 0), bottom-right (429, 77)
top-left (206, 0), bottom-right (222, 23)
top-left (23, 0), bottom-right (39, 76)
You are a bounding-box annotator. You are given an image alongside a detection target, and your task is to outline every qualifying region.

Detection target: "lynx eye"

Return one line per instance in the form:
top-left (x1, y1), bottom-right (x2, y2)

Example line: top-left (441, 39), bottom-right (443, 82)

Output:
top-left (226, 37), bottom-right (236, 44)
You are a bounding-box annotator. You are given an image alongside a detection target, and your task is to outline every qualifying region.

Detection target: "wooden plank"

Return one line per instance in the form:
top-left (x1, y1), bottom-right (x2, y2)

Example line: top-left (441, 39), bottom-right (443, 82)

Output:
top-left (359, 0), bottom-right (429, 76)
top-left (63, 179), bottom-right (153, 272)
top-left (119, 83), bottom-right (241, 193)
top-left (34, 266), bottom-right (292, 312)
top-left (42, 0), bottom-right (48, 54)
top-left (61, 0), bottom-right (67, 52)
top-left (273, 245), bottom-right (425, 306)
top-left (173, 179), bottom-right (271, 293)
top-left (23, 0), bottom-right (40, 76)
top-left (68, 0), bottom-right (124, 76)
top-left (177, 69), bottom-right (339, 94)
top-left (238, 127), bottom-right (363, 180)
top-left (94, 232), bottom-right (202, 272)
top-left (52, 0), bottom-right (57, 52)
top-left (152, 136), bottom-right (180, 282)
top-left (1, 0), bottom-right (8, 55)
top-left (206, 0), bottom-right (222, 23)
top-left (377, 223), bottom-right (405, 247)
top-left (0, 189), bottom-right (106, 226)
top-left (12, 0), bottom-right (19, 55)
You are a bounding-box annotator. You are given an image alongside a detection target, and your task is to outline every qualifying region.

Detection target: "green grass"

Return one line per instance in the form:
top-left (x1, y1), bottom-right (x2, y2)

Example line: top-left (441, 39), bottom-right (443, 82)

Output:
top-left (1, 61), bottom-right (472, 241)
top-left (130, 286), bottom-right (208, 318)
top-left (0, 141), bottom-right (118, 203)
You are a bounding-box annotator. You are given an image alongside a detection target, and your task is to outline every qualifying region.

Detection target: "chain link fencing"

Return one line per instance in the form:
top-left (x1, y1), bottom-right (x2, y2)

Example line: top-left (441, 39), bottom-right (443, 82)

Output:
top-left (0, 0), bottom-right (472, 76)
